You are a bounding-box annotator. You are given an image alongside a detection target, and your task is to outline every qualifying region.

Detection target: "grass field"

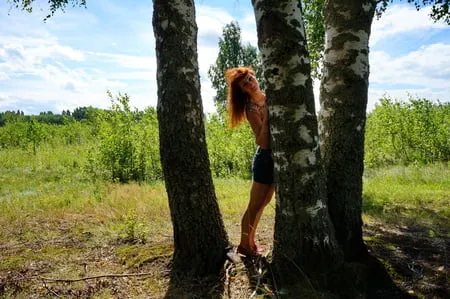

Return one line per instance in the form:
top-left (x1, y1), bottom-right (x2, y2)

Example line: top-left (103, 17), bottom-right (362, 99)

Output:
top-left (0, 145), bottom-right (448, 298)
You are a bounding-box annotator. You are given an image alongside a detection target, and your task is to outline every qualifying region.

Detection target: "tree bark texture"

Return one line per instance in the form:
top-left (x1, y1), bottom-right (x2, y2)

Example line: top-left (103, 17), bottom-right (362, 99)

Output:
top-left (152, 0), bottom-right (229, 277)
top-left (252, 0), bottom-right (343, 292)
top-left (319, 0), bottom-right (376, 261)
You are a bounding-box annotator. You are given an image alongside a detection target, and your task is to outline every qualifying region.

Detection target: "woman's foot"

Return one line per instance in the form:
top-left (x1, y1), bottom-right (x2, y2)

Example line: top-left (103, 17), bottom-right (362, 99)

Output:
top-left (237, 244), bottom-right (259, 257)
top-left (237, 244), bottom-right (265, 257)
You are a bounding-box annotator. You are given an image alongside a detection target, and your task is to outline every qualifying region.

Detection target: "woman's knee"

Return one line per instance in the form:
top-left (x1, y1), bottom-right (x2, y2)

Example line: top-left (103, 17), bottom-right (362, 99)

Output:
top-left (248, 199), bottom-right (266, 213)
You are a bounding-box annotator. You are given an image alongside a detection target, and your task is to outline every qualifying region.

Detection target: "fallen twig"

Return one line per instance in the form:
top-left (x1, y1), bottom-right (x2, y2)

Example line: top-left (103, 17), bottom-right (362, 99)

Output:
top-left (39, 272), bottom-right (155, 283)
top-left (266, 258), bottom-right (279, 299)
top-left (40, 278), bottom-right (62, 298)
top-left (224, 261), bottom-right (234, 298)
top-left (249, 257), bottom-right (263, 299)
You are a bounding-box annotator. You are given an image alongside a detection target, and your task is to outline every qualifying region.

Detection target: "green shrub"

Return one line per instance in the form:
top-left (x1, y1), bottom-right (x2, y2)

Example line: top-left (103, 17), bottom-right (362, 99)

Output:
top-left (117, 210), bottom-right (149, 244)
top-left (0, 121), bottom-right (28, 149)
top-left (206, 113), bottom-right (254, 179)
top-left (85, 92), bottom-right (162, 183)
top-left (365, 96), bottom-right (450, 168)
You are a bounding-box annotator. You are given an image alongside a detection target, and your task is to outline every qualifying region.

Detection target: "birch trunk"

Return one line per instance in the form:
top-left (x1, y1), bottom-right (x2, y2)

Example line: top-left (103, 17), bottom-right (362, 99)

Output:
top-left (319, 0), bottom-right (376, 261)
top-left (252, 0), bottom-right (343, 293)
top-left (152, 0), bottom-right (229, 277)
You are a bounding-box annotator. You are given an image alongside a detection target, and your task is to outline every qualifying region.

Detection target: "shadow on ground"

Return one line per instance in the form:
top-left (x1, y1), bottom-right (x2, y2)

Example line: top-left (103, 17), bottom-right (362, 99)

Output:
top-left (364, 222), bottom-right (449, 299)
top-left (163, 270), bottom-right (226, 298)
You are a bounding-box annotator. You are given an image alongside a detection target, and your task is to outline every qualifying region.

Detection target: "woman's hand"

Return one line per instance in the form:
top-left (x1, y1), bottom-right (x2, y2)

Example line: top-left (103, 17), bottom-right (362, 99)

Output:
top-left (247, 102), bottom-right (270, 148)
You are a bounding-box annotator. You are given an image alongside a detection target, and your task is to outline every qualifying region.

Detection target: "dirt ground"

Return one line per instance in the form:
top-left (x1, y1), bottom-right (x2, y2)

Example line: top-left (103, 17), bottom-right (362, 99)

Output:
top-left (0, 221), bottom-right (448, 298)
top-left (363, 222), bottom-right (448, 299)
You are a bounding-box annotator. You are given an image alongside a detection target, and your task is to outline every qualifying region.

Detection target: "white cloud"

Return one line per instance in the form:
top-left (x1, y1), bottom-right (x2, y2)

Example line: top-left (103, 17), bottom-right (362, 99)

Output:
top-left (87, 52), bottom-right (155, 70)
top-left (0, 72), bottom-right (9, 80)
top-left (0, 7), bottom-right (158, 114)
top-left (0, 2), bottom-right (244, 114)
top-left (63, 81), bottom-right (79, 92)
top-left (370, 43), bottom-right (450, 88)
top-left (371, 4), bottom-right (447, 46)
top-left (240, 13), bottom-right (258, 47)
top-left (1, 1), bottom-right (448, 117)
top-left (196, 5), bottom-right (234, 39)
top-left (198, 45), bottom-right (221, 73)
top-left (46, 44), bottom-right (85, 61)
top-left (105, 71), bottom-right (154, 81)
top-left (0, 94), bottom-right (16, 108)
top-left (1, 42), bottom-right (84, 63)
top-left (241, 12), bottom-right (256, 26)
top-left (368, 42), bottom-right (450, 110)
top-left (138, 32), bottom-right (155, 47)
top-left (0, 38), bottom-right (85, 84)
top-left (365, 4), bottom-right (450, 110)
top-left (201, 78), bottom-right (218, 113)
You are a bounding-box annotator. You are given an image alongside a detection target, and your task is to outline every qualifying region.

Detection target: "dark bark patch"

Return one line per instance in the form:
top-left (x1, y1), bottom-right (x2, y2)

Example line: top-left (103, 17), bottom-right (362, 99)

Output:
top-left (329, 32), bottom-right (361, 49)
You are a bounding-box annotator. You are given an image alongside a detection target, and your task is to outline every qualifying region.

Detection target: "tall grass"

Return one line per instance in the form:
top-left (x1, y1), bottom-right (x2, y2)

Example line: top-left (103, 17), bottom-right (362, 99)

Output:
top-left (363, 163), bottom-right (449, 235)
top-left (0, 143), bottom-right (257, 247)
top-left (1, 142), bottom-right (447, 239)
top-left (1, 141), bottom-right (448, 298)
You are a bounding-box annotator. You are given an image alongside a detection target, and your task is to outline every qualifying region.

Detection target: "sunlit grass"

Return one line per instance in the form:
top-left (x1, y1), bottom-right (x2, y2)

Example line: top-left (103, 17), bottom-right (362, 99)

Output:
top-left (0, 143), bottom-right (260, 251)
top-left (2, 143), bottom-right (447, 244)
top-left (0, 146), bottom-right (260, 296)
top-left (1, 142), bottom-right (448, 297)
top-left (362, 163), bottom-right (449, 235)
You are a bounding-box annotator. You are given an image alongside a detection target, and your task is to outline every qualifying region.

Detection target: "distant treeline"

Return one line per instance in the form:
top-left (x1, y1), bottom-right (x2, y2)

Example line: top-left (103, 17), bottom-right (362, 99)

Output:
top-left (0, 106), bottom-right (111, 126)
top-left (0, 95), bottom-right (448, 183)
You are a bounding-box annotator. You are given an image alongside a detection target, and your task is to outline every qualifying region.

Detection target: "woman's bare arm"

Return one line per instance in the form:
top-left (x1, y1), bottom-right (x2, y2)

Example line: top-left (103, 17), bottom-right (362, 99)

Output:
top-left (247, 106), bottom-right (270, 148)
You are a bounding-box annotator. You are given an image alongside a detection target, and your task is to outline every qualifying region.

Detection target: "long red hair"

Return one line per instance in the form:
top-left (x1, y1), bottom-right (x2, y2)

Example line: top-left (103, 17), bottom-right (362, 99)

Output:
top-left (225, 67), bottom-right (255, 128)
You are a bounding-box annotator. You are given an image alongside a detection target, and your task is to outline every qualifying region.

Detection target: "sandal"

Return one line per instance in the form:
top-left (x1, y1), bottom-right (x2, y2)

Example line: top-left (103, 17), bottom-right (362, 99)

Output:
top-left (253, 244), bottom-right (265, 254)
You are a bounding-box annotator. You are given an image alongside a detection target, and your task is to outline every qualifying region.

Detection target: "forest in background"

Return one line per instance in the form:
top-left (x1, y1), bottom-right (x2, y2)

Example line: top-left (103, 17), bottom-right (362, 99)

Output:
top-left (1, 93), bottom-right (448, 184)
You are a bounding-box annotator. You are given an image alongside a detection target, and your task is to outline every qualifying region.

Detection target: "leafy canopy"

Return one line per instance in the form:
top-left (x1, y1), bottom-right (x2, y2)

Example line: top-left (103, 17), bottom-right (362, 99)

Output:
top-left (9, 0), bottom-right (450, 24)
top-left (8, 0), bottom-right (86, 20)
top-left (377, 0), bottom-right (450, 25)
top-left (302, 0), bottom-right (325, 79)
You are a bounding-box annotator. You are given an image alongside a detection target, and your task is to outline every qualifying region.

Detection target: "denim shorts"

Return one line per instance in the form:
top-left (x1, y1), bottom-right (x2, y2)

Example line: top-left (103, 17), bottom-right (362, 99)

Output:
top-left (252, 147), bottom-right (274, 184)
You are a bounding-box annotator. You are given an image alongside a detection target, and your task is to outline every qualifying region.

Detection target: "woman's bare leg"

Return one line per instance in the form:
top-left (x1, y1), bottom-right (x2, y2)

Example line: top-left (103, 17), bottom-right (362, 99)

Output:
top-left (239, 181), bottom-right (275, 253)
top-left (248, 183), bottom-right (275, 248)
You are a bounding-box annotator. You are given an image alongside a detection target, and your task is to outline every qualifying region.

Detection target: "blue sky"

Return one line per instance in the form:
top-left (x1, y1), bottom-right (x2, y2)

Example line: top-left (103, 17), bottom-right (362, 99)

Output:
top-left (0, 0), bottom-right (449, 115)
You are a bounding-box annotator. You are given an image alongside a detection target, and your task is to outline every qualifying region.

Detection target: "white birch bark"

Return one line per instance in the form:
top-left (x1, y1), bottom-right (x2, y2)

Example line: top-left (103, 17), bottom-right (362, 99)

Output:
top-left (252, 0), bottom-right (343, 292)
top-left (319, 0), bottom-right (376, 261)
top-left (152, 0), bottom-right (228, 278)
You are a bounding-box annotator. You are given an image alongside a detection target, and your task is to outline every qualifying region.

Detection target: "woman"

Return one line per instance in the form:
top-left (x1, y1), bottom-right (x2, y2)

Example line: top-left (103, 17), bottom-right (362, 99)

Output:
top-left (225, 67), bottom-right (275, 257)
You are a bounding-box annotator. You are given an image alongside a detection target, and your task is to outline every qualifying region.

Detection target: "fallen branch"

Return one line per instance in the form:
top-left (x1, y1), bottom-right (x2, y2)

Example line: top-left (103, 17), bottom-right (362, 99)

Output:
top-left (41, 279), bottom-right (62, 298)
top-left (39, 272), bottom-right (155, 283)
top-left (249, 258), bottom-right (262, 299)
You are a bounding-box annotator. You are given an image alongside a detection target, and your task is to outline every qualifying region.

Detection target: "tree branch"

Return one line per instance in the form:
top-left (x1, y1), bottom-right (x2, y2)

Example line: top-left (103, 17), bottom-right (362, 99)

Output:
top-left (39, 272), bottom-right (157, 283)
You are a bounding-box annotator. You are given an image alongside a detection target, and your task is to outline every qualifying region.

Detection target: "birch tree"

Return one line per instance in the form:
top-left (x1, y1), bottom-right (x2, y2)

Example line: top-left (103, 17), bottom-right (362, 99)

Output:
top-left (251, 0), bottom-right (345, 294)
top-left (152, 0), bottom-right (229, 277)
top-left (316, 0), bottom-right (449, 262)
top-left (318, 0), bottom-right (376, 261)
